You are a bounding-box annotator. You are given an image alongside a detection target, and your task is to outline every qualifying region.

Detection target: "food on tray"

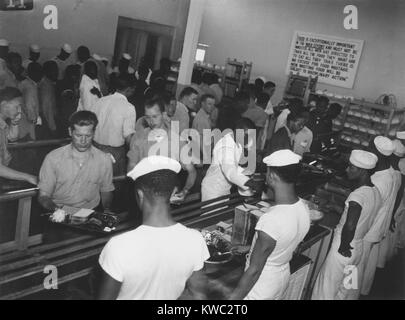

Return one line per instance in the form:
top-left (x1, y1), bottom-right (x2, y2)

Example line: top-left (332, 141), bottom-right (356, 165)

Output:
top-left (50, 209), bottom-right (67, 223)
top-left (309, 209), bottom-right (324, 222)
top-left (201, 230), bottom-right (233, 263)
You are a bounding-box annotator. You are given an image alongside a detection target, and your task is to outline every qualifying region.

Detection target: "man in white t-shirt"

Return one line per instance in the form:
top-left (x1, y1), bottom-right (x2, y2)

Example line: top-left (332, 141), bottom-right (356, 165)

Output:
top-left (230, 149), bottom-right (310, 300)
top-left (312, 150), bottom-right (382, 300)
top-left (98, 156), bottom-right (210, 300)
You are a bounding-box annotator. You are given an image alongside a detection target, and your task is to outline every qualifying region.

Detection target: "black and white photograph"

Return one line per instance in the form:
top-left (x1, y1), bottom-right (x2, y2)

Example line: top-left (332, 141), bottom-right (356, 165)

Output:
top-left (0, 0), bottom-right (404, 305)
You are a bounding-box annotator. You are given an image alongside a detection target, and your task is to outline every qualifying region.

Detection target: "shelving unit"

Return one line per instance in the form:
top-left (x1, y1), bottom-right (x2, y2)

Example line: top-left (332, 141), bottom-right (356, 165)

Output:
top-left (314, 94), bottom-right (405, 149)
top-left (284, 73), bottom-right (318, 106)
top-left (223, 58), bottom-right (252, 98)
top-left (193, 63), bottom-right (226, 87)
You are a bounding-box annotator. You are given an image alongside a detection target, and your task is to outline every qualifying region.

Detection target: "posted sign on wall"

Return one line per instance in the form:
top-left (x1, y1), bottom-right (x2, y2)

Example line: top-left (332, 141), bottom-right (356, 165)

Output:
top-left (286, 31), bottom-right (364, 89)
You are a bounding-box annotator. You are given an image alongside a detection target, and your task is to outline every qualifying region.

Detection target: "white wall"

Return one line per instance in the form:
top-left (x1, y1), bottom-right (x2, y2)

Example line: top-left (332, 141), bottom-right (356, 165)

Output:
top-left (199, 0), bottom-right (405, 106)
top-left (0, 0), bottom-right (190, 62)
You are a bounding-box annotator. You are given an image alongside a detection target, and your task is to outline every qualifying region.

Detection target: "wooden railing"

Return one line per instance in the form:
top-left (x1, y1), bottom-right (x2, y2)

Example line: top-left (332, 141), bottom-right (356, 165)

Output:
top-left (7, 138), bottom-right (71, 150)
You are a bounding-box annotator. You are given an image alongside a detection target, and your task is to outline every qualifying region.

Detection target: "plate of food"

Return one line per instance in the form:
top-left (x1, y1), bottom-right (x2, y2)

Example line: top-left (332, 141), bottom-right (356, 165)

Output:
top-left (201, 230), bottom-right (233, 265)
top-left (309, 209), bottom-right (324, 222)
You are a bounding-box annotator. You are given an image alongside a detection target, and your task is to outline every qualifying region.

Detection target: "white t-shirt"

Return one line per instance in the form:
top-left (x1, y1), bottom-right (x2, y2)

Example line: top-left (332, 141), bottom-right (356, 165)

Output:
top-left (336, 186), bottom-right (382, 243)
top-left (99, 223), bottom-right (209, 300)
top-left (247, 199), bottom-right (310, 268)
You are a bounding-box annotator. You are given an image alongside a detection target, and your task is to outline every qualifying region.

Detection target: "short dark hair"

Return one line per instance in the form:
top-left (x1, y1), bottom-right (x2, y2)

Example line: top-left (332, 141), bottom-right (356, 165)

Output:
top-left (201, 93), bottom-right (215, 104)
top-left (0, 87), bottom-right (22, 104)
top-left (84, 60), bottom-right (98, 75)
top-left (145, 97), bottom-right (165, 113)
top-left (179, 87), bottom-right (198, 100)
top-left (42, 60), bottom-right (58, 77)
top-left (77, 45), bottom-right (90, 61)
top-left (7, 51), bottom-right (21, 63)
top-left (255, 78), bottom-right (265, 88)
top-left (318, 96), bottom-right (330, 107)
top-left (269, 163), bottom-right (302, 184)
top-left (256, 92), bottom-right (270, 106)
top-left (69, 111), bottom-right (98, 131)
top-left (287, 110), bottom-right (308, 123)
top-left (135, 169), bottom-right (178, 200)
top-left (264, 81), bottom-right (276, 90)
top-left (328, 103), bottom-right (343, 118)
top-left (115, 73), bottom-right (135, 91)
top-left (27, 62), bottom-right (43, 78)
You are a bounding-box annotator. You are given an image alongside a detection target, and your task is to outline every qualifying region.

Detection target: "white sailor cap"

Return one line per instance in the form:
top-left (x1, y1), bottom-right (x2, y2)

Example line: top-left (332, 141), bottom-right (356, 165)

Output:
top-left (392, 139), bottom-right (405, 157)
top-left (62, 43), bottom-right (72, 54)
top-left (396, 131), bottom-right (405, 140)
top-left (122, 53), bottom-right (132, 61)
top-left (349, 150), bottom-right (378, 170)
top-left (30, 44), bottom-right (40, 53)
top-left (257, 76), bottom-right (266, 83)
top-left (0, 39), bottom-right (9, 47)
top-left (263, 149), bottom-right (302, 167)
top-left (127, 155), bottom-right (181, 182)
top-left (374, 136), bottom-right (394, 156)
top-left (92, 54), bottom-right (102, 61)
top-left (100, 56), bottom-right (109, 62)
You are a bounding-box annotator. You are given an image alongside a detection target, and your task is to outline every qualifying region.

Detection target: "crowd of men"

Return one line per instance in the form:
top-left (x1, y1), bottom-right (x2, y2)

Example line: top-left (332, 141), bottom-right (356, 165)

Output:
top-left (1, 38), bottom-right (404, 300)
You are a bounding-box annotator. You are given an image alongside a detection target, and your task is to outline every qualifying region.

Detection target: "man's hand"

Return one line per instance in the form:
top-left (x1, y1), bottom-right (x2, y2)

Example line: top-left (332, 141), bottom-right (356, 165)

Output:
top-left (231, 245), bottom-right (251, 255)
top-left (90, 87), bottom-right (102, 98)
top-left (338, 244), bottom-right (353, 258)
top-left (244, 178), bottom-right (265, 194)
top-left (24, 174), bottom-right (38, 186)
top-left (171, 189), bottom-right (189, 204)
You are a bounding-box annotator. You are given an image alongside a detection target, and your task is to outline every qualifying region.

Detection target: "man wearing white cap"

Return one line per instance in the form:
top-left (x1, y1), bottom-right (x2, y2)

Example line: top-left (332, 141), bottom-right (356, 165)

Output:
top-left (230, 150), bottom-right (310, 300)
top-left (98, 155), bottom-right (210, 300)
top-left (52, 43), bottom-right (72, 80)
top-left (109, 53), bottom-right (134, 93)
top-left (22, 44), bottom-right (41, 70)
top-left (0, 39), bottom-right (18, 90)
top-left (312, 150), bottom-right (382, 300)
top-left (393, 133), bottom-right (405, 249)
top-left (361, 136), bottom-right (401, 295)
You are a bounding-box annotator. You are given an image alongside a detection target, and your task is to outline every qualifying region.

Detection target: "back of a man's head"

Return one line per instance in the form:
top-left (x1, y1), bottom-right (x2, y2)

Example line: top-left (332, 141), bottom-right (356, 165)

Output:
top-left (135, 169), bottom-right (178, 202)
top-left (256, 92), bottom-right (270, 108)
top-left (269, 164), bottom-right (301, 185)
top-left (115, 73), bottom-right (135, 92)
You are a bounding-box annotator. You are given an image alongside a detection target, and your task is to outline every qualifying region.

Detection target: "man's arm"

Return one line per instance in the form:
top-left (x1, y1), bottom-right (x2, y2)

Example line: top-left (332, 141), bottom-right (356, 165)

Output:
top-left (100, 191), bottom-right (113, 211)
top-left (7, 123), bottom-right (19, 142)
top-left (229, 231), bottom-right (276, 300)
top-left (97, 269), bottom-right (122, 300)
top-left (0, 163), bottom-right (37, 185)
top-left (391, 175), bottom-right (405, 231)
top-left (339, 201), bottom-right (362, 257)
top-left (38, 190), bottom-right (60, 211)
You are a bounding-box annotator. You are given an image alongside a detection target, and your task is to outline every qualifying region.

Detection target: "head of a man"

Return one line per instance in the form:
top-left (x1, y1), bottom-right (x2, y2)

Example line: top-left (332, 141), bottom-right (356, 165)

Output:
top-left (27, 62), bottom-right (43, 83)
top-left (256, 92), bottom-right (270, 109)
top-left (179, 87), bottom-right (198, 111)
top-left (115, 74), bottom-right (135, 97)
top-left (316, 96), bottom-right (330, 114)
top-left (64, 64), bottom-right (81, 83)
top-left (266, 164), bottom-right (301, 190)
top-left (77, 46), bottom-right (90, 64)
top-left (137, 63), bottom-right (150, 81)
top-left (235, 91), bottom-right (250, 114)
top-left (59, 44), bottom-right (71, 61)
top-left (145, 98), bottom-right (165, 130)
top-left (29, 45), bottom-right (40, 62)
top-left (263, 81), bottom-right (276, 98)
top-left (134, 169), bottom-right (178, 209)
top-left (163, 93), bottom-right (177, 118)
top-left (201, 94), bottom-right (216, 115)
top-left (255, 78), bottom-right (265, 91)
top-left (68, 111), bottom-right (98, 153)
top-left (327, 103), bottom-right (343, 120)
top-left (118, 57), bottom-right (130, 74)
top-left (0, 87), bottom-right (23, 123)
top-left (346, 150), bottom-right (377, 181)
top-left (84, 60), bottom-right (98, 80)
top-left (368, 136), bottom-right (393, 168)
top-left (287, 111), bottom-right (308, 134)
top-left (43, 60), bottom-right (59, 82)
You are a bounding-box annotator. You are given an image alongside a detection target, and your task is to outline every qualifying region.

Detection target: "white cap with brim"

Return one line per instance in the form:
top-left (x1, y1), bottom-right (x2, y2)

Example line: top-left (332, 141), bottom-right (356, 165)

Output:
top-left (392, 139), bottom-right (405, 157)
top-left (62, 43), bottom-right (72, 54)
top-left (92, 54), bottom-right (102, 61)
top-left (350, 150), bottom-right (378, 169)
top-left (30, 44), bottom-right (40, 53)
top-left (0, 39), bottom-right (9, 47)
top-left (374, 136), bottom-right (394, 156)
top-left (122, 53), bottom-right (131, 60)
top-left (127, 155), bottom-right (181, 182)
top-left (396, 131), bottom-right (405, 140)
top-left (263, 149), bottom-right (302, 167)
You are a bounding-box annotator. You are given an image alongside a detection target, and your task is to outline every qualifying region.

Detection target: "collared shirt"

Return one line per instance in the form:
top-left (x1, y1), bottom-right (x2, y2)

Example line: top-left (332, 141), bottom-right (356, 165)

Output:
top-left (0, 58), bottom-right (18, 90)
top-left (292, 126), bottom-right (313, 156)
top-left (127, 122), bottom-right (189, 170)
top-left (0, 117), bottom-right (11, 166)
top-left (18, 77), bottom-right (39, 122)
top-left (39, 77), bottom-right (57, 131)
top-left (92, 92), bottom-right (136, 147)
top-left (274, 109), bottom-right (291, 133)
top-left (77, 74), bottom-right (101, 111)
top-left (192, 108), bottom-right (211, 138)
top-left (38, 144), bottom-right (115, 209)
top-left (168, 101), bottom-right (190, 136)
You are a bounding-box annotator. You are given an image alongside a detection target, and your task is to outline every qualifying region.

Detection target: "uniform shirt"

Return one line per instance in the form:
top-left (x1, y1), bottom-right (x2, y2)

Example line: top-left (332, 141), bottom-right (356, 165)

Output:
top-left (0, 58), bottom-right (18, 89)
top-left (0, 117), bottom-right (12, 166)
top-left (192, 108), bottom-right (211, 144)
top-left (92, 92), bottom-right (136, 147)
top-left (38, 144), bottom-right (115, 209)
top-left (202, 132), bottom-right (250, 200)
top-left (77, 74), bottom-right (101, 111)
top-left (336, 186), bottom-right (382, 243)
top-left (170, 101), bottom-right (190, 136)
top-left (99, 223), bottom-right (210, 300)
top-left (246, 199), bottom-right (310, 267)
top-left (365, 168), bottom-right (401, 243)
top-left (18, 77), bottom-right (40, 123)
top-left (242, 105), bottom-right (267, 128)
top-left (292, 126), bottom-right (313, 156)
top-left (38, 77), bottom-right (57, 131)
top-left (209, 83), bottom-right (223, 105)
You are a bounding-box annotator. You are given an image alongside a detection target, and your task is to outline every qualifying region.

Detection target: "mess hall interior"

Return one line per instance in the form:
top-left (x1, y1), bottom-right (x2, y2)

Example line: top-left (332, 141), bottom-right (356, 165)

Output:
top-left (0, 0), bottom-right (404, 300)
